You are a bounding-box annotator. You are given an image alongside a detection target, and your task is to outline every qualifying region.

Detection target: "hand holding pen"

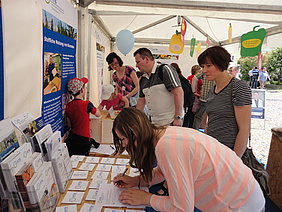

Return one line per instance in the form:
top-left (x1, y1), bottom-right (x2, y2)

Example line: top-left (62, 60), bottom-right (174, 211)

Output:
top-left (113, 168), bottom-right (139, 188)
top-left (114, 168), bottom-right (128, 186)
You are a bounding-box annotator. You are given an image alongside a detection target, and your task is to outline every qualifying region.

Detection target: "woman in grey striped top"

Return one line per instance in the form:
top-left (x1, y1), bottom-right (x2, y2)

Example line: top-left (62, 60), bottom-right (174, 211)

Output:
top-left (198, 46), bottom-right (252, 158)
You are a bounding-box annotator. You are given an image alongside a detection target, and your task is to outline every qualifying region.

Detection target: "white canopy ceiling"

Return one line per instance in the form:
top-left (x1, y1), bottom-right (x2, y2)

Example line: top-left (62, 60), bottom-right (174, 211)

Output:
top-left (87, 0), bottom-right (282, 46)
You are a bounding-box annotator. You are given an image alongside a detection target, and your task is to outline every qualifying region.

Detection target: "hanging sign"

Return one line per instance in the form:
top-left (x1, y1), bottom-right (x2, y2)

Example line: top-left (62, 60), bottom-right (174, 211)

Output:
top-left (206, 37), bottom-right (210, 48)
top-left (190, 37), bottom-right (196, 57)
top-left (169, 30), bottom-right (184, 54)
top-left (196, 42), bottom-right (202, 58)
top-left (228, 23), bottom-right (232, 43)
top-left (240, 26), bottom-right (266, 57)
top-left (180, 19), bottom-right (187, 43)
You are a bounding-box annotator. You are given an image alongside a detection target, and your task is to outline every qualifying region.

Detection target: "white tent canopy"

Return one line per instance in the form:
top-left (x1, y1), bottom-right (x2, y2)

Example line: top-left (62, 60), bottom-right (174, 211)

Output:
top-left (86, 0), bottom-right (282, 46)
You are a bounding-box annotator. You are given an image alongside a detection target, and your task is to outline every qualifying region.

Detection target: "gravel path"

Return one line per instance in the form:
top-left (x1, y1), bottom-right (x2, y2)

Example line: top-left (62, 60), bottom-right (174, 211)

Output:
top-left (251, 90), bottom-right (282, 165)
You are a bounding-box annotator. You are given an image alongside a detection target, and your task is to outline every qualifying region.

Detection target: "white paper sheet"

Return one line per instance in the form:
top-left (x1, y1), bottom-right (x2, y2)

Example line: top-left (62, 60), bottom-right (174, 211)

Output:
top-left (85, 189), bottom-right (100, 201)
top-left (80, 203), bottom-right (102, 212)
top-left (96, 164), bottom-right (112, 172)
top-left (111, 165), bottom-right (127, 174)
top-left (68, 180), bottom-right (89, 191)
top-left (90, 144), bottom-right (115, 155)
top-left (100, 157), bottom-right (116, 164)
top-left (89, 179), bottom-right (106, 189)
top-left (56, 205), bottom-right (77, 212)
top-left (115, 158), bottom-right (130, 165)
top-left (71, 155), bottom-right (85, 162)
top-left (71, 171), bottom-right (89, 179)
top-left (95, 183), bottom-right (146, 208)
top-left (85, 156), bottom-right (100, 164)
top-left (71, 160), bottom-right (79, 169)
top-left (61, 191), bottom-right (85, 204)
top-left (104, 209), bottom-right (124, 212)
top-left (78, 163), bottom-right (95, 171)
top-left (91, 171), bottom-right (109, 180)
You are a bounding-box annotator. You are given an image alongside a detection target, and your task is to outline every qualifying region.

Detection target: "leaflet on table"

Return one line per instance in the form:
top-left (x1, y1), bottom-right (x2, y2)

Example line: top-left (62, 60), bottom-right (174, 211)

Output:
top-left (26, 161), bottom-right (59, 211)
top-left (55, 204), bottom-right (77, 212)
top-left (100, 157), bottom-right (115, 164)
top-left (11, 112), bottom-right (38, 143)
top-left (32, 124), bottom-right (53, 160)
top-left (61, 191), bottom-right (85, 204)
top-left (95, 182), bottom-right (147, 208)
top-left (68, 180), bottom-right (89, 191)
top-left (0, 118), bottom-right (20, 162)
top-left (90, 144), bottom-right (115, 155)
top-left (1, 143), bottom-right (33, 192)
top-left (80, 203), bottom-right (102, 212)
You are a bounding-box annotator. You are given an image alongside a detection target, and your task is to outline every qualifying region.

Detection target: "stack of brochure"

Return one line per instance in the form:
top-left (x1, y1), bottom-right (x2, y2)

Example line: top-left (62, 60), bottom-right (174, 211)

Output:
top-left (26, 161), bottom-right (59, 211)
top-left (32, 124), bottom-right (53, 161)
top-left (46, 131), bottom-right (72, 193)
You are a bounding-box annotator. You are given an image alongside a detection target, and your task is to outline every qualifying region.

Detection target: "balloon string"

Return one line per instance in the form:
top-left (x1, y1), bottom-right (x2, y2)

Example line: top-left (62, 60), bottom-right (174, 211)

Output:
top-left (125, 15), bottom-right (137, 29)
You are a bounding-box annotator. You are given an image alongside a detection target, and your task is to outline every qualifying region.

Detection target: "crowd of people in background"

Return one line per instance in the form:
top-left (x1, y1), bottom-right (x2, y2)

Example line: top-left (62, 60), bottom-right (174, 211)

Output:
top-left (64, 46), bottom-right (266, 212)
top-left (249, 66), bottom-right (270, 89)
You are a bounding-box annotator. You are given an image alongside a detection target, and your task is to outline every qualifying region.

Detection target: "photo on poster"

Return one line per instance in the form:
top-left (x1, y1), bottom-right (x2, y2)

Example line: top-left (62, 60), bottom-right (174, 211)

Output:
top-left (251, 89), bottom-right (265, 119)
top-left (43, 52), bottom-right (62, 95)
top-left (42, 10), bottom-right (77, 40)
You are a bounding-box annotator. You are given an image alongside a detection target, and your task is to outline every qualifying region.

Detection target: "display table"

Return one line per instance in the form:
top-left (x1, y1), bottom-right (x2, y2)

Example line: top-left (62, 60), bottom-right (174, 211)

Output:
top-left (56, 153), bottom-right (143, 212)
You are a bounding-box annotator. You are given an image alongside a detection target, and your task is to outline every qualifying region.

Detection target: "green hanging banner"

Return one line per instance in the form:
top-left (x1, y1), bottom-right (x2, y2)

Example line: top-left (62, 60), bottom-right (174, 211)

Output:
top-left (240, 26), bottom-right (266, 57)
top-left (190, 37), bottom-right (196, 57)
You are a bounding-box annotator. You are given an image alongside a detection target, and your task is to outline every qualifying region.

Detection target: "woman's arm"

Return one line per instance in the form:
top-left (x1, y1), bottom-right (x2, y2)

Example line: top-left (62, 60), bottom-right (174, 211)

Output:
top-left (127, 71), bottom-right (140, 97)
top-left (234, 105), bottom-right (251, 157)
top-left (121, 96), bottom-right (129, 108)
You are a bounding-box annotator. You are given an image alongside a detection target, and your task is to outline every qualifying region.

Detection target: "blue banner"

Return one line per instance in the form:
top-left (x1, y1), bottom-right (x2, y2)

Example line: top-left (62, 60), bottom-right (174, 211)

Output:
top-left (36, 9), bottom-right (77, 133)
top-left (0, 7), bottom-right (4, 121)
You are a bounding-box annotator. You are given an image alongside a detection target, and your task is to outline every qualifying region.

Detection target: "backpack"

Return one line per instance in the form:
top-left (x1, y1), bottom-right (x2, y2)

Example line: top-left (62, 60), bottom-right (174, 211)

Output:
top-left (157, 64), bottom-right (194, 108)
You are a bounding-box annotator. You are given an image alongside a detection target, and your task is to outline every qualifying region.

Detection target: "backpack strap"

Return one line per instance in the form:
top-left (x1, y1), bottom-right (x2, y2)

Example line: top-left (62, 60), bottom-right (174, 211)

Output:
top-left (157, 64), bottom-right (167, 82)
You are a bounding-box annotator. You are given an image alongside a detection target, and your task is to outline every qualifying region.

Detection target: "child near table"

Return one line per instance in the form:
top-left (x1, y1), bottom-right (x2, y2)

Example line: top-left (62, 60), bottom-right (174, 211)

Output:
top-left (98, 84), bottom-right (129, 111)
top-left (65, 77), bottom-right (101, 156)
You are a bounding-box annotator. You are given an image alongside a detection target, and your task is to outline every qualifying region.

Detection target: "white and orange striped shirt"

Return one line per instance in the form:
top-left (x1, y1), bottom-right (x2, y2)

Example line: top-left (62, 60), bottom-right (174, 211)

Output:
top-left (150, 126), bottom-right (256, 212)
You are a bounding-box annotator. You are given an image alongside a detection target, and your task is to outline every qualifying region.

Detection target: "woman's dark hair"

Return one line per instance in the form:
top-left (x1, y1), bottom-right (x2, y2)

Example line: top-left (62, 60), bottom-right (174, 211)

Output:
top-left (112, 108), bottom-right (165, 182)
top-left (198, 46), bottom-right (231, 71)
top-left (170, 63), bottom-right (181, 75)
top-left (106, 52), bottom-right (123, 71)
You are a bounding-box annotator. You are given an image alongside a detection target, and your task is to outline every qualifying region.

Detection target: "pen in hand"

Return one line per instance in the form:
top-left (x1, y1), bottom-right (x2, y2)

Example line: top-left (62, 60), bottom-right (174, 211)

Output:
top-left (115, 168), bottom-right (128, 185)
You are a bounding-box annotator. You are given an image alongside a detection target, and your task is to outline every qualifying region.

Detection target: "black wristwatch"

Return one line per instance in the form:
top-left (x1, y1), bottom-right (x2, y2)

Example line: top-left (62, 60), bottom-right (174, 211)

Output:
top-left (174, 115), bottom-right (183, 120)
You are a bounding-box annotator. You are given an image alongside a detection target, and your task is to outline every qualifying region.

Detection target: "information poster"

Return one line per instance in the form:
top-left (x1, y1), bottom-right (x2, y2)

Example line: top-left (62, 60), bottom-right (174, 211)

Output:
top-left (37, 0), bottom-right (77, 133)
top-left (96, 42), bottom-right (105, 103)
top-left (0, 2), bottom-right (4, 121)
top-left (251, 89), bottom-right (265, 119)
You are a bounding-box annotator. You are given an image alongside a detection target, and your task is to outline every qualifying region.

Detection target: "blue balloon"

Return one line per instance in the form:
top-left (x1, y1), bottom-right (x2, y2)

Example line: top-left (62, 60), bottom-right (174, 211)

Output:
top-left (116, 29), bottom-right (135, 55)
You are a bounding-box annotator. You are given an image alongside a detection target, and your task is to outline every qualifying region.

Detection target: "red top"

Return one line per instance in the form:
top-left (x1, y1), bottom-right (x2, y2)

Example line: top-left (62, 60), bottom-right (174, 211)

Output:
top-left (187, 75), bottom-right (194, 84)
top-left (100, 93), bottom-right (123, 110)
top-left (65, 99), bottom-right (97, 139)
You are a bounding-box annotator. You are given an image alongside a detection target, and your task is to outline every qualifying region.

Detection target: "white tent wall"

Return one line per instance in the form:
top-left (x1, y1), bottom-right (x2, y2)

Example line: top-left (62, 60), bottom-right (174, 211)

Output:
top-left (2, 0), bottom-right (42, 119)
top-left (88, 19), bottom-right (112, 106)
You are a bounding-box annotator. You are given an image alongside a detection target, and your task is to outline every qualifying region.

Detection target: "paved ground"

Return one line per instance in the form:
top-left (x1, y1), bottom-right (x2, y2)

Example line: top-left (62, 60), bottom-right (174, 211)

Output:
top-left (251, 90), bottom-right (282, 165)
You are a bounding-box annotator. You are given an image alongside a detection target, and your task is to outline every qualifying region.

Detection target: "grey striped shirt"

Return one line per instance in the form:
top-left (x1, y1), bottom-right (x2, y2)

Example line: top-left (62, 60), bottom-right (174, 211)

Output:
top-left (206, 78), bottom-right (252, 149)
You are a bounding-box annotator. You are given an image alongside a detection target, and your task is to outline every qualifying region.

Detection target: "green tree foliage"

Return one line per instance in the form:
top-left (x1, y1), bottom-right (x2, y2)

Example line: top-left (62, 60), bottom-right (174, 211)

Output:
top-left (237, 56), bottom-right (258, 81)
top-left (264, 47), bottom-right (282, 82)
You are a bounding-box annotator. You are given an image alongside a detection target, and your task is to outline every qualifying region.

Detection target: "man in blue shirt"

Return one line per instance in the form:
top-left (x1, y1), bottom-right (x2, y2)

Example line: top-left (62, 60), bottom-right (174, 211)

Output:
top-left (251, 66), bottom-right (259, 88)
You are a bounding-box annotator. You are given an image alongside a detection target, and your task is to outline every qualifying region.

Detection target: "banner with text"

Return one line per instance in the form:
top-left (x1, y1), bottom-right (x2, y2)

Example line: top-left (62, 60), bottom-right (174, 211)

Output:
top-left (37, 0), bottom-right (77, 133)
